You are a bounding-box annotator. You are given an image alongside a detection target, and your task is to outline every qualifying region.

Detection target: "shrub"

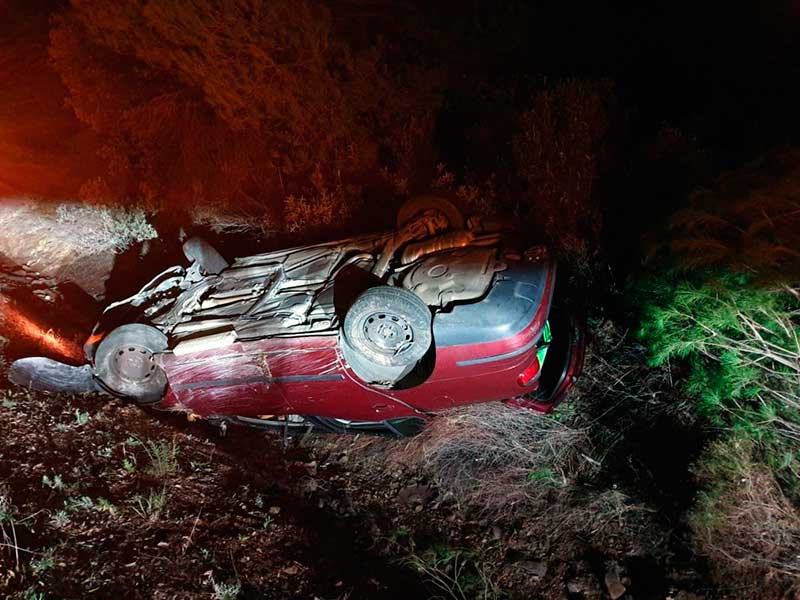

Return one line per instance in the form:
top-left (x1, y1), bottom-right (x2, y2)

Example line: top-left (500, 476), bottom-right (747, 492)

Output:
top-left (638, 150), bottom-right (800, 593)
top-left (655, 149), bottom-right (800, 280)
top-left (690, 437), bottom-right (800, 593)
top-left (513, 79), bottom-right (619, 274)
top-left (394, 403), bottom-right (597, 516)
top-left (54, 204), bottom-right (156, 254)
top-left (49, 0), bottom-right (442, 227)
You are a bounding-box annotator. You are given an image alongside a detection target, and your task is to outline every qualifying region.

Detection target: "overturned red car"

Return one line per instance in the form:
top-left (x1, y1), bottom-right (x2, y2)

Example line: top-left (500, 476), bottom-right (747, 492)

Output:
top-left (10, 196), bottom-right (584, 435)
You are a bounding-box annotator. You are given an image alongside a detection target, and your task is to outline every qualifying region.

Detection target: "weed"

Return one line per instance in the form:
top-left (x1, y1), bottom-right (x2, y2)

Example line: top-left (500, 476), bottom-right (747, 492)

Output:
top-left (64, 496), bottom-right (95, 512)
top-left (2, 398), bottom-right (16, 409)
top-left (96, 446), bottom-right (113, 459)
top-left (96, 497), bottom-right (117, 515)
top-left (407, 546), bottom-right (503, 600)
top-left (690, 437), bottom-right (800, 593)
top-left (18, 588), bottom-right (44, 600)
top-left (74, 409), bottom-right (90, 426)
top-left (527, 468), bottom-right (557, 483)
top-left (396, 404), bottom-right (595, 516)
top-left (261, 516), bottom-right (273, 529)
top-left (0, 494), bottom-right (16, 522)
top-left (41, 475), bottom-right (64, 491)
top-left (49, 510), bottom-right (69, 528)
top-left (121, 457), bottom-right (136, 473)
top-left (30, 547), bottom-right (56, 575)
top-left (143, 438), bottom-right (179, 479)
top-left (389, 527), bottom-right (410, 543)
top-left (130, 488), bottom-right (167, 521)
top-left (211, 578), bottom-right (242, 600)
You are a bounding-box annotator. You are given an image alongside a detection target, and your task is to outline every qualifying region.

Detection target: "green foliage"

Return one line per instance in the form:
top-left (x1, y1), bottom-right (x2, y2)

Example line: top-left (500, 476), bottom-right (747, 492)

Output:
top-left (407, 546), bottom-right (504, 600)
top-left (638, 269), bottom-right (800, 496)
top-left (638, 152), bottom-right (800, 501)
top-left (30, 547), bottom-right (56, 575)
top-left (73, 409), bottom-right (90, 426)
top-left (41, 474), bottom-right (64, 491)
top-left (211, 579), bottom-right (241, 600)
top-left (130, 487), bottom-right (168, 521)
top-left (142, 438), bottom-right (179, 479)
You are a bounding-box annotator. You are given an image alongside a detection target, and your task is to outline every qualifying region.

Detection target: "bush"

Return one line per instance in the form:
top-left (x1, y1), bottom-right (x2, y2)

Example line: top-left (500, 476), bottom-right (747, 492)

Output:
top-left (49, 0), bottom-right (442, 227)
top-left (641, 272), bottom-right (800, 496)
top-left (691, 437), bottom-right (800, 593)
top-left (638, 150), bottom-right (800, 594)
top-left (54, 204), bottom-right (156, 254)
top-left (394, 403), bottom-right (597, 517)
top-left (654, 149), bottom-right (800, 280)
top-left (513, 79), bottom-right (619, 274)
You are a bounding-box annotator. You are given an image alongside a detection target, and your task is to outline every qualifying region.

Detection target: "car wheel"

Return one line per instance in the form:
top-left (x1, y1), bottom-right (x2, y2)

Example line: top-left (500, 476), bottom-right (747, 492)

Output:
top-left (341, 286), bottom-right (432, 385)
top-left (93, 323), bottom-right (168, 404)
top-left (396, 194), bottom-right (465, 230)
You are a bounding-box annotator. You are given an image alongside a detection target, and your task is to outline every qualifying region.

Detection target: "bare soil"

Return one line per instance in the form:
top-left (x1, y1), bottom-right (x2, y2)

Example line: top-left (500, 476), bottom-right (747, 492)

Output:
top-left (0, 375), bottom-right (726, 600)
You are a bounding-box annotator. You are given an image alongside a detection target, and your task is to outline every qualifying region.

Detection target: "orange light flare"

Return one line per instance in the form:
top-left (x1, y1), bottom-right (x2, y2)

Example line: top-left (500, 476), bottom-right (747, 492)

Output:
top-left (0, 299), bottom-right (83, 362)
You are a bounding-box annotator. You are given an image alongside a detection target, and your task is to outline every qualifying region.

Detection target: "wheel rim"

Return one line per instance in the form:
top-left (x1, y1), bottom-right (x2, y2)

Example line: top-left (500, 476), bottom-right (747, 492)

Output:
top-left (94, 324), bottom-right (168, 403)
top-left (362, 312), bottom-right (413, 355)
top-left (112, 345), bottom-right (159, 383)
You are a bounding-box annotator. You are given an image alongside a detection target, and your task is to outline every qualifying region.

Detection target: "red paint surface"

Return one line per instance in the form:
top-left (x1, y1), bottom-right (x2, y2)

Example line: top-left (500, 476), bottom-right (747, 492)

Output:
top-left (154, 267), bottom-right (566, 421)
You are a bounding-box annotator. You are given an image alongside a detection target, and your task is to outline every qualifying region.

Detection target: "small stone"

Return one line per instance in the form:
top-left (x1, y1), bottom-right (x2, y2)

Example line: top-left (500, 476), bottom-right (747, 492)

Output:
top-left (674, 593), bottom-right (704, 600)
top-left (518, 560), bottom-right (547, 578)
top-left (269, 506), bottom-right (282, 515)
top-left (606, 580), bottom-right (626, 600)
top-left (567, 579), bottom-right (584, 594)
top-left (156, 542), bottom-right (169, 548)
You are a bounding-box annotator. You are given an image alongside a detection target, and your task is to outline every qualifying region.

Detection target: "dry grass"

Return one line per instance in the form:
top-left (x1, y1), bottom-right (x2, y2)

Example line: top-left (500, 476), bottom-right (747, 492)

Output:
top-left (393, 403), bottom-right (598, 516)
top-left (691, 437), bottom-right (800, 594)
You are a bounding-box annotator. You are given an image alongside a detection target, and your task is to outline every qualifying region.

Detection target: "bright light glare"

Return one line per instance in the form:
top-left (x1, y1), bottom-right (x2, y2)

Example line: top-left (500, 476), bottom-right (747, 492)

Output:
top-left (0, 299), bottom-right (83, 361)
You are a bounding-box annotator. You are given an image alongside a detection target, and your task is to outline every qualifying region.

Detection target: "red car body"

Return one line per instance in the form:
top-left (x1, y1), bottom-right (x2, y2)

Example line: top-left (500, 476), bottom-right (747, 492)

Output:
top-left (11, 201), bottom-right (585, 434)
top-left (154, 255), bottom-right (582, 424)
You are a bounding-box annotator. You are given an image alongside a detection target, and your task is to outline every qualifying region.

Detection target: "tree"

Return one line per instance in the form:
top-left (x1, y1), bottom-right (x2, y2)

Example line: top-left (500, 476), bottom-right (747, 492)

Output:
top-left (49, 0), bottom-right (441, 227)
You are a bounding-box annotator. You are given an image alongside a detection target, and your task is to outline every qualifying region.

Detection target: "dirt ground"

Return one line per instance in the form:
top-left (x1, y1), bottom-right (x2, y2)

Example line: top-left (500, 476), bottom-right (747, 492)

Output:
top-left (0, 372), bottom-right (725, 600)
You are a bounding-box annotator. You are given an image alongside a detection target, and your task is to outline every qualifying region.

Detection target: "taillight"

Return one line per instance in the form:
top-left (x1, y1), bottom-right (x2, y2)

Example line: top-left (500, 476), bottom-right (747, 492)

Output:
top-left (517, 356), bottom-right (540, 387)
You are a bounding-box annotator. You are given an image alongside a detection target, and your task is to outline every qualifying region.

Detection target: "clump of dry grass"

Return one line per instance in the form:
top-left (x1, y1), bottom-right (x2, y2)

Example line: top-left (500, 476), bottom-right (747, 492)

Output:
top-left (690, 437), bottom-right (800, 594)
top-left (393, 403), bottom-right (598, 516)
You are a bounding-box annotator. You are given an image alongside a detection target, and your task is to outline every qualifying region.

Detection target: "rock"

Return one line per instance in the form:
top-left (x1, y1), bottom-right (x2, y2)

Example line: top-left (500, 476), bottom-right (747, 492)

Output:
top-left (672, 593), bottom-right (705, 600)
top-left (604, 567), bottom-right (626, 600)
top-left (397, 484), bottom-right (434, 507)
top-left (606, 580), bottom-right (626, 600)
top-left (567, 576), bottom-right (597, 595)
top-left (269, 506), bottom-right (282, 515)
top-left (517, 560), bottom-right (547, 578)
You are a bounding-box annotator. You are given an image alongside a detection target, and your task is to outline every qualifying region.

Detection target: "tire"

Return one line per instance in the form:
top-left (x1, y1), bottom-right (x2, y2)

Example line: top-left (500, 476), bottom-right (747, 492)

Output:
top-left (396, 194), bottom-right (465, 230)
top-left (93, 324), bottom-right (168, 404)
top-left (341, 286), bottom-right (432, 384)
